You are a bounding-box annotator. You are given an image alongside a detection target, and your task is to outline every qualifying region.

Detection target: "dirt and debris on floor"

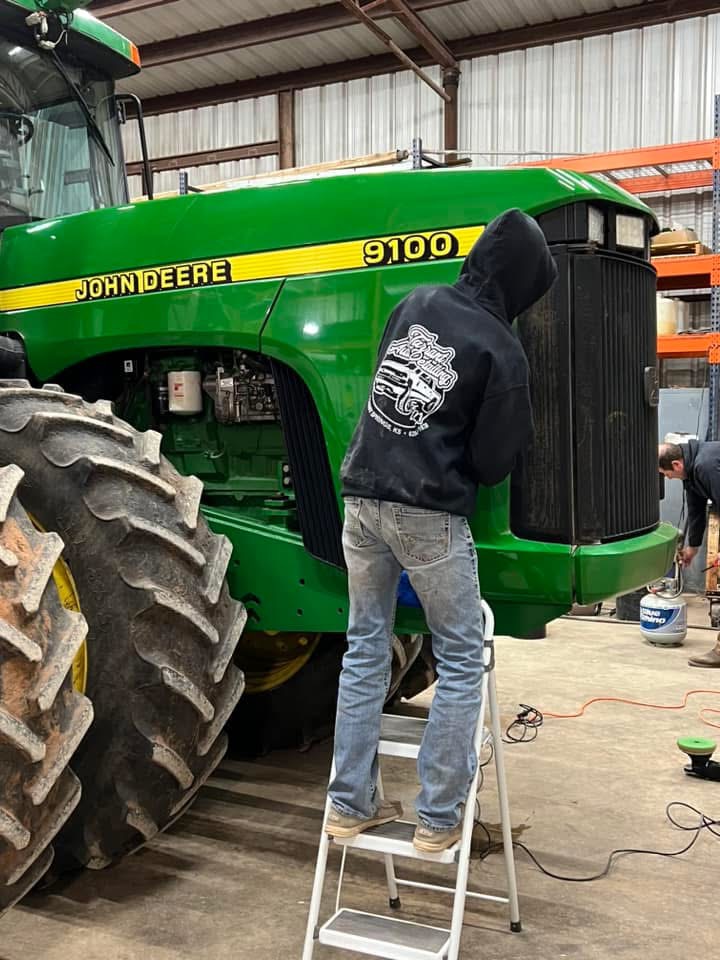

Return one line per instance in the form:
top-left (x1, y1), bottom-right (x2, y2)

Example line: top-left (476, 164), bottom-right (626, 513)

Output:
top-left (1, 615), bottom-right (716, 960)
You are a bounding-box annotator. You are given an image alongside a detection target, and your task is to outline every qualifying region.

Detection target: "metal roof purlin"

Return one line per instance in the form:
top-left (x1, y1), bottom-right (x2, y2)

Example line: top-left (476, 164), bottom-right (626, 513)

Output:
top-left (386, 0), bottom-right (457, 69)
top-left (337, 0), bottom-right (450, 100)
top-left (138, 0), bottom-right (720, 114)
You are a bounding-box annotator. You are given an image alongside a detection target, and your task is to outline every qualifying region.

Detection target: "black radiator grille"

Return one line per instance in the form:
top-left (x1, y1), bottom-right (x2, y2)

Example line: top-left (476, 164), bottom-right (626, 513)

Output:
top-left (596, 254), bottom-right (658, 539)
top-left (513, 245), bottom-right (659, 545)
top-left (270, 360), bottom-right (345, 568)
top-left (511, 250), bottom-right (573, 542)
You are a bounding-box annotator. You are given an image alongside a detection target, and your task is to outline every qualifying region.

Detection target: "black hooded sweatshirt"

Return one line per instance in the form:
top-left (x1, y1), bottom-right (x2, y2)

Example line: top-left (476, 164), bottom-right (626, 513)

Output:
top-left (681, 440), bottom-right (720, 547)
top-left (340, 208), bottom-right (558, 517)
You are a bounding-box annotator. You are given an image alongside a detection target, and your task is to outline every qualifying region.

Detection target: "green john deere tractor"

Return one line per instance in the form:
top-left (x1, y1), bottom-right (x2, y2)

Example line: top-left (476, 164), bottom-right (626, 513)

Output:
top-left (0, 0), bottom-right (676, 914)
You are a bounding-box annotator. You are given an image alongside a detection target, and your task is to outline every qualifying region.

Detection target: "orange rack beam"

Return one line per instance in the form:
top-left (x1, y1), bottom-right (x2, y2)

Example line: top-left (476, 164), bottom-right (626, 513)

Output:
top-left (657, 333), bottom-right (714, 359)
top-left (522, 140), bottom-right (715, 171)
top-left (653, 254), bottom-right (719, 291)
top-left (520, 139), bottom-right (716, 195)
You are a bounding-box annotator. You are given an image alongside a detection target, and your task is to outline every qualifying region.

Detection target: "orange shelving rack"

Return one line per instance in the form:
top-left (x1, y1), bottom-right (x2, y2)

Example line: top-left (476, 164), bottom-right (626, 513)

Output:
top-left (521, 139), bottom-right (716, 195)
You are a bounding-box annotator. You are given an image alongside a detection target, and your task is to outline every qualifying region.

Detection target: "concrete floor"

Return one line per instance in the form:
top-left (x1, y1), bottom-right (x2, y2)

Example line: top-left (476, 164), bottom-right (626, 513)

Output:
top-left (2, 615), bottom-right (717, 960)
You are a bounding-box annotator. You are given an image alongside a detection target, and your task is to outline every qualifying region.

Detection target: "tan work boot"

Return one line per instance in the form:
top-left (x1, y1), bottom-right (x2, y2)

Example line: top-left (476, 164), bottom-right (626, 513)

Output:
top-left (413, 822), bottom-right (463, 853)
top-left (325, 799), bottom-right (402, 838)
top-left (688, 637), bottom-right (720, 667)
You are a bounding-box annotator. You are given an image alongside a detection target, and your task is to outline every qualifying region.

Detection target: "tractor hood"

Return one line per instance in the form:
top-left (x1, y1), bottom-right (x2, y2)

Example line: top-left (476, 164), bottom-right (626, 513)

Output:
top-left (0, 166), bottom-right (656, 308)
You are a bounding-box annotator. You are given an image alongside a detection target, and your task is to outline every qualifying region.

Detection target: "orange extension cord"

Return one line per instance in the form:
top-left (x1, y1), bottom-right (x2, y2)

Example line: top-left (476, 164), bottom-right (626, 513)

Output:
top-left (542, 690), bottom-right (720, 730)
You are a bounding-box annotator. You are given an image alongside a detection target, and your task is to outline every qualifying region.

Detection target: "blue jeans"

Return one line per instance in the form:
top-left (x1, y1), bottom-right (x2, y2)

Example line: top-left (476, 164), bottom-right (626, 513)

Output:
top-left (329, 497), bottom-right (485, 831)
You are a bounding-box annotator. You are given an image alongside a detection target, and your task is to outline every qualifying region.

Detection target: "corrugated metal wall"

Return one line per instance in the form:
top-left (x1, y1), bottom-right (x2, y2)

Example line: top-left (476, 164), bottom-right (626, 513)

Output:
top-left (124, 95), bottom-right (278, 197)
top-left (293, 14), bottom-right (720, 162)
top-left (124, 13), bottom-right (720, 224)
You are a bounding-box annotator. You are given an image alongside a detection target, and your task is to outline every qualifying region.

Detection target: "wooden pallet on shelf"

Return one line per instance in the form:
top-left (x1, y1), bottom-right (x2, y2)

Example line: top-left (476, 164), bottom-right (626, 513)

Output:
top-left (652, 240), bottom-right (711, 258)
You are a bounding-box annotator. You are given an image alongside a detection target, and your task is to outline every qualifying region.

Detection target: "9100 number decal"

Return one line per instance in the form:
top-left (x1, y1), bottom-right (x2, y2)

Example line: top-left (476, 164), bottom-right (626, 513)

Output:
top-left (362, 231), bottom-right (459, 267)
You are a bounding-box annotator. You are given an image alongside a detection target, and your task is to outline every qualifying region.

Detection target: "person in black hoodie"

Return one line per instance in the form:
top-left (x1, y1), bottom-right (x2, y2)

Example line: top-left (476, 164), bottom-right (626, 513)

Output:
top-left (659, 439), bottom-right (720, 666)
top-left (325, 209), bottom-right (558, 853)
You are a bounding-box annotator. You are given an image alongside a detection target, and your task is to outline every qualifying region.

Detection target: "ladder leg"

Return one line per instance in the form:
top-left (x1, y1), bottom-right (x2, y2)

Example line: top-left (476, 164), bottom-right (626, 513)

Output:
top-left (489, 669), bottom-right (522, 932)
top-left (301, 794), bottom-right (333, 960)
top-left (384, 854), bottom-right (401, 910)
top-left (447, 667), bottom-right (491, 960)
top-left (376, 768), bottom-right (401, 909)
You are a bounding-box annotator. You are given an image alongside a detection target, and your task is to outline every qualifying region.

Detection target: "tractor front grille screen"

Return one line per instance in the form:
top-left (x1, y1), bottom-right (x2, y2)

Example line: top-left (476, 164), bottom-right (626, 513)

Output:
top-left (594, 253), bottom-right (659, 539)
top-left (513, 244), bottom-right (659, 544)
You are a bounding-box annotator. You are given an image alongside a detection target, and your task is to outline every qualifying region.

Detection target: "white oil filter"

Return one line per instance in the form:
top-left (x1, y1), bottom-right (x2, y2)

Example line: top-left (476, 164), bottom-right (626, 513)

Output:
top-left (168, 371), bottom-right (203, 415)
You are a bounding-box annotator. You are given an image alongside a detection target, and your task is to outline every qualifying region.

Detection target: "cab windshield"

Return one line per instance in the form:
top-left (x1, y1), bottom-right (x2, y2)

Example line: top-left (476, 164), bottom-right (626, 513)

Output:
top-left (0, 36), bottom-right (126, 229)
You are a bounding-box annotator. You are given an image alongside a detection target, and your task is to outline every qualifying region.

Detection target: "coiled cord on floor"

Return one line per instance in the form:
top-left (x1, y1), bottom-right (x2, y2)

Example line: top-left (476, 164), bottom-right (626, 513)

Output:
top-left (503, 704), bottom-right (544, 742)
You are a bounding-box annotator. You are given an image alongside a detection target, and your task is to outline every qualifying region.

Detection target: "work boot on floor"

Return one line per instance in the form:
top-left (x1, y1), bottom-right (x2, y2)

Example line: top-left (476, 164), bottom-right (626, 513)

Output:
top-left (325, 799), bottom-right (402, 838)
top-left (688, 638), bottom-right (720, 667)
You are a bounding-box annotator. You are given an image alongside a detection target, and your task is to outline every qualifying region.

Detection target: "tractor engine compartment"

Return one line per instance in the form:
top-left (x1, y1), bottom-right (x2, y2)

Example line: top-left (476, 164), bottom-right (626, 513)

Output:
top-left (65, 348), bottom-right (297, 527)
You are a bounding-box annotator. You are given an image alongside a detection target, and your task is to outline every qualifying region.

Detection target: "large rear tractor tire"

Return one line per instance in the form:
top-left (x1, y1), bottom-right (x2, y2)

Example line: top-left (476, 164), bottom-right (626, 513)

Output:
top-left (229, 634), bottom-right (346, 756)
top-left (229, 632), bottom-right (432, 757)
top-left (0, 465), bottom-right (92, 915)
top-left (0, 383), bottom-right (246, 869)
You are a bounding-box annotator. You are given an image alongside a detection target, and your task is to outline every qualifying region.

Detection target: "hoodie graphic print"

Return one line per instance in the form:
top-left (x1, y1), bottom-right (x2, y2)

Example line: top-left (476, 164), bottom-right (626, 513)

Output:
top-left (341, 208), bottom-right (558, 517)
top-left (369, 324), bottom-right (459, 437)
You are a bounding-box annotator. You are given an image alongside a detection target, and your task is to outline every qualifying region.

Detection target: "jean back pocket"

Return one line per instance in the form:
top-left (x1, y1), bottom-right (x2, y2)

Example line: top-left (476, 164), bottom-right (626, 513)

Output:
top-left (392, 507), bottom-right (450, 564)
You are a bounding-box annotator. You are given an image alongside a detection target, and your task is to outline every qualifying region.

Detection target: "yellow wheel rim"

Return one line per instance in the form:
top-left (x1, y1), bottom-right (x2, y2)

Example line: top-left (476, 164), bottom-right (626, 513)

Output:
top-left (239, 631), bottom-right (322, 694)
top-left (29, 515), bottom-right (87, 694)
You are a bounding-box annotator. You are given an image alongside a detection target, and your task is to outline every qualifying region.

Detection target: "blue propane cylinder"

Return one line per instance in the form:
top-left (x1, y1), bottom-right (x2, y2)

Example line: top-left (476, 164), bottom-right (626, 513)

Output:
top-left (639, 591), bottom-right (687, 646)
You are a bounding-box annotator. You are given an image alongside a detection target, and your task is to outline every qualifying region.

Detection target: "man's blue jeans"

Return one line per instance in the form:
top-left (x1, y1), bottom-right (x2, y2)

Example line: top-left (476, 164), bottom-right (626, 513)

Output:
top-left (329, 497), bottom-right (485, 831)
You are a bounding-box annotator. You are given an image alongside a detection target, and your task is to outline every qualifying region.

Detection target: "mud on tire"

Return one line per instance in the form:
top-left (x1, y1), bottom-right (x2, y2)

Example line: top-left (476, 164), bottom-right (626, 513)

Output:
top-left (0, 464), bottom-right (92, 914)
top-left (0, 384), bottom-right (246, 869)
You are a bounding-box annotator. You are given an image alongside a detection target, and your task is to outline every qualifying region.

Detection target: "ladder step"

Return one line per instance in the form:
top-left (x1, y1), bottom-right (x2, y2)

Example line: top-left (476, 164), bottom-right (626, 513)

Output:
top-left (319, 909), bottom-right (450, 960)
top-left (332, 819), bottom-right (458, 864)
top-left (380, 713), bottom-right (491, 759)
top-left (379, 714), bottom-right (427, 758)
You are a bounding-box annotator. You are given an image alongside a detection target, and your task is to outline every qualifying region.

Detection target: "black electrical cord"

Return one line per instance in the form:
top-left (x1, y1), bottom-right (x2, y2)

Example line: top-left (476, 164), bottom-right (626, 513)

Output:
top-left (474, 703), bottom-right (718, 881)
top-left (502, 704), bottom-right (543, 743)
top-left (473, 802), bottom-right (719, 882)
top-left (473, 709), bottom-right (718, 880)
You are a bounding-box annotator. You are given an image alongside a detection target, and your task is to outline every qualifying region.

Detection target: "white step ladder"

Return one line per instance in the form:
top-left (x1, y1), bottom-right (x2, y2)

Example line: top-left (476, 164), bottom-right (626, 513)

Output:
top-left (302, 601), bottom-right (521, 960)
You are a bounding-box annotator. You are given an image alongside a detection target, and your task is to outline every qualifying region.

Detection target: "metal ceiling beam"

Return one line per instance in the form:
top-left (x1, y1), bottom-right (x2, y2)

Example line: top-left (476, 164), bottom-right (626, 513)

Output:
top-left (142, 0), bottom-right (720, 115)
top-left (92, 0), bottom-right (172, 16)
top-left (138, 0), bottom-right (467, 69)
top-left (337, 0), bottom-right (449, 100)
top-left (387, 0), bottom-right (457, 69)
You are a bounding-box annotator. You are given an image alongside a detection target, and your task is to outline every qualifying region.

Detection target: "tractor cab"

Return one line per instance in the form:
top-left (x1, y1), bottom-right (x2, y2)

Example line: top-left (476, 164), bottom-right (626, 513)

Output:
top-left (0, 0), bottom-right (137, 230)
